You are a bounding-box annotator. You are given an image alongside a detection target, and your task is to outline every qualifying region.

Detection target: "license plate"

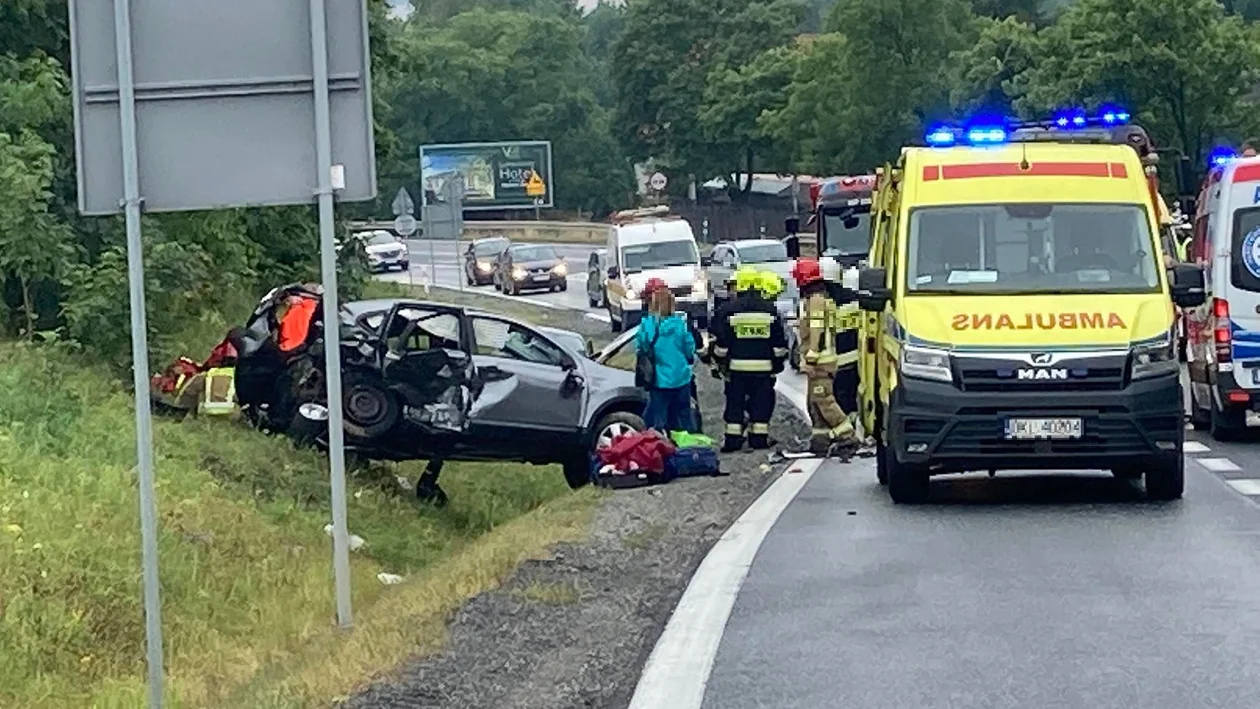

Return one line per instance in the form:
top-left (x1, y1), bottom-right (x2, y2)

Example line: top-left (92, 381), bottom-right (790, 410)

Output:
top-left (533, 274), bottom-right (550, 282)
top-left (1004, 417), bottom-right (1082, 440)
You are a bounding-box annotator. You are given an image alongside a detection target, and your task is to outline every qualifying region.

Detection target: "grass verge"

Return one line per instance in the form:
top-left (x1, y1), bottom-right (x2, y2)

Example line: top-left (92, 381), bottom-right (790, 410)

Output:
top-left (0, 336), bottom-right (598, 708)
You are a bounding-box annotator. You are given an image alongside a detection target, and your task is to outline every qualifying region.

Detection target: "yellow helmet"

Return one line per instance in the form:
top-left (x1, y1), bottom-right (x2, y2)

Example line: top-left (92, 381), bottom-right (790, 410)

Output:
top-left (758, 271), bottom-right (784, 298)
top-left (734, 265), bottom-right (759, 292)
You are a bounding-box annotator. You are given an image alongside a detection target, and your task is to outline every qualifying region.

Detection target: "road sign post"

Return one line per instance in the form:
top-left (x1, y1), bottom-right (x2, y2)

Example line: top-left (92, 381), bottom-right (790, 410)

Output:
top-left (69, 2), bottom-right (377, 704)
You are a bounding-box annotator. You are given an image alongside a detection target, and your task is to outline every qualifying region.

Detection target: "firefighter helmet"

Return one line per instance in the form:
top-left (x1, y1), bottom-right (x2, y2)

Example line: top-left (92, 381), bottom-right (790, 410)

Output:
top-left (791, 258), bottom-right (823, 287)
top-left (758, 271), bottom-right (784, 298)
top-left (734, 266), bottom-right (759, 292)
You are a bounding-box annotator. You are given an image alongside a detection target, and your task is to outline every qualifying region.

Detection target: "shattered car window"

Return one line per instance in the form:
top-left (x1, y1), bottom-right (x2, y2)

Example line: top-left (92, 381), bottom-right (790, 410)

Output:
top-left (472, 317), bottom-right (563, 367)
top-left (389, 309), bottom-right (461, 352)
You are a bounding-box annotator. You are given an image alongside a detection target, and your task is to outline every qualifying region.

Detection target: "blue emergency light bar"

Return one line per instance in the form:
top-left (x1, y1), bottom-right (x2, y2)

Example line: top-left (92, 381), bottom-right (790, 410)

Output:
top-left (1209, 147), bottom-right (1236, 167)
top-left (924, 108), bottom-right (1131, 147)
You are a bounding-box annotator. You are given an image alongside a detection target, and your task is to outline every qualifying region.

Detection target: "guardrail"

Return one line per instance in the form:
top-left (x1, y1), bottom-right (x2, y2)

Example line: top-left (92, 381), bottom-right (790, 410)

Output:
top-left (348, 220), bottom-right (609, 244)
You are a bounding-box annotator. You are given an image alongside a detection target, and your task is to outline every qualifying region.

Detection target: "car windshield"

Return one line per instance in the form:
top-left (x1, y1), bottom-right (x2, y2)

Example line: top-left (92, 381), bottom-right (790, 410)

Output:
top-left (474, 239), bottom-right (508, 256)
top-left (513, 245), bottom-right (557, 261)
top-left (367, 232), bottom-right (397, 246)
top-left (906, 203), bottom-right (1160, 294)
top-left (622, 240), bottom-right (699, 273)
top-left (820, 209), bottom-right (872, 257)
top-left (737, 242), bottom-right (788, 263)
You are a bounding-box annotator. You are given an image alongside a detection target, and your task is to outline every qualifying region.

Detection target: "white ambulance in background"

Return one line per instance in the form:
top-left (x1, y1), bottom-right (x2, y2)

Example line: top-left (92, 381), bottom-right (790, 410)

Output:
top-left (1186, 155), bottom-right (1260, 439)
top-left (603, 206), bottom-right (710, 332)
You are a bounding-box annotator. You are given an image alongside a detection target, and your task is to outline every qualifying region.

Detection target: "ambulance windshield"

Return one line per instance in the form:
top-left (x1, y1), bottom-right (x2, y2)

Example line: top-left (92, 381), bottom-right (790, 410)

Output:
top-left (906, 203), bottom-right (1159, 294)
top-left (820, 209), bottom-right (871, 257)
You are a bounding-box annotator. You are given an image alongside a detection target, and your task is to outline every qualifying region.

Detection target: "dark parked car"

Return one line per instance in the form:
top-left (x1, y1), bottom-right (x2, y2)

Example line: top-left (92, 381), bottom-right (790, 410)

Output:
top-left (233, 294), bottom-right (647, 493)
top-left (494, 244), bottom-right (569, 295)
top-left (587, 249), bottom-right (607, 307)
top-left (464, 237), bottom-right (510, 286)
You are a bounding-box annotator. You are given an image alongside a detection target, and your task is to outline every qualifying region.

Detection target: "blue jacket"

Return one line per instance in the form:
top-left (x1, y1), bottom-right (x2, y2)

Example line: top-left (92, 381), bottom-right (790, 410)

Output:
top-left (637, 314), bottom-right (696, 390)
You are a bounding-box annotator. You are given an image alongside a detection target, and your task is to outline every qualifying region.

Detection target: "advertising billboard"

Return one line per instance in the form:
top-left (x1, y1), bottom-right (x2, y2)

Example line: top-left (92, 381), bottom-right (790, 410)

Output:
top-left (420, 140), bottom-right (553, 210)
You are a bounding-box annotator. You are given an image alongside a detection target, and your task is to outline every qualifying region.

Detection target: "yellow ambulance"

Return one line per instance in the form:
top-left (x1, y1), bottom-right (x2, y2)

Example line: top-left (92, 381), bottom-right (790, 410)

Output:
top-left (856, 113), bottom-right (1205, 503)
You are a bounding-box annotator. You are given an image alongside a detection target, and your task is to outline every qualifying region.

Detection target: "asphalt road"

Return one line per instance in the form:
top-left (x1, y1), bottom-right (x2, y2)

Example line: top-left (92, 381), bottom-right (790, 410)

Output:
top-left (701, 430), bottom-right (1260, 709)
top-left (376, 238), bottom-right (600, 314)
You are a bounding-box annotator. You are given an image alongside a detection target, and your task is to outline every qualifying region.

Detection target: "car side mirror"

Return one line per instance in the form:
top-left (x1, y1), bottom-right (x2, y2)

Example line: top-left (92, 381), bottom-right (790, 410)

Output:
top-left (700, 256), bottom-right (713, 267)
top-left (1169, 264), bottom-right (1205, 307)
top-left (608, 266), bottom-right (619, 279)
top-left (857, 267), bottom-right (890, 312)
top-left (783, 233), bottom-right (800, 259)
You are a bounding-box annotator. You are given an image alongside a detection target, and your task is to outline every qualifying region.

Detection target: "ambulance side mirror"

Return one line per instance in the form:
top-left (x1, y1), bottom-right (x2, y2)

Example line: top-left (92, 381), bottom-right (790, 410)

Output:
top-left (1169, 264), bottom-right (1205, 308)
top-left (857, 267), bottom-right (890, 312)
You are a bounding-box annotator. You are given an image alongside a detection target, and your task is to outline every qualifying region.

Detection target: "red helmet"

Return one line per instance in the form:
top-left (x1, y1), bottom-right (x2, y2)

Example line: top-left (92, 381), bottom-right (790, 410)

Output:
top-left (643, 277), bottom-right (668, 295)
top-left (791, 258), bottom-right (823, 287)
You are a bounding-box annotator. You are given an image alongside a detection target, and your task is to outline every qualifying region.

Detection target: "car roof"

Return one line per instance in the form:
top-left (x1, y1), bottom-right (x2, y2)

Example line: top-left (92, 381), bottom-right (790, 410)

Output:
top-left (473, 236), bottom-right (508, 244)
top-left (729, 239), bottom-right (782, 250)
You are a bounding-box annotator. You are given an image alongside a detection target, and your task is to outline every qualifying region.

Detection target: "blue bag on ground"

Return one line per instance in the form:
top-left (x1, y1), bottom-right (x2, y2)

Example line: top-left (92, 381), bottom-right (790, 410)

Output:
top-left (666, 445), bottom-right (721, 478)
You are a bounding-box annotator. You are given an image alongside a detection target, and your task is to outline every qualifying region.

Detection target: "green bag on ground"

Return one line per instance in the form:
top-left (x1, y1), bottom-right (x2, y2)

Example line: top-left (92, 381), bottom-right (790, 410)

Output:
top-left (670, 431), bottom-right (714, 448)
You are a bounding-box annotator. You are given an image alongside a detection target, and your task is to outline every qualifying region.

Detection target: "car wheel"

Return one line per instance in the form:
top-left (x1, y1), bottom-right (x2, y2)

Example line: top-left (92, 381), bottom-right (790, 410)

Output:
top-left (885, 440), bottom-right (928, 504)
top-left (592, 411), bottom-right (644, 452)
top-left (1145, 454), bottom-right (1185, 501)
top-left (1189, 383), bottom-right (1210, 431)
top-left (1210, 393), bottom-right (1244, 442)
top-left (873, 396), bottom-right (888, 485)
top-left (559, 281), bottom-right (568, 292)
top-left (466, 268), bottom-right (475, 286)
top-left (563, 455), bottom-right (594, 489)
top-left (588, 291), bottom-right (597, 307)
top-left (341, 371), bottom-right (400, 439)
top-left (609, 307), bottom-right (622, 333)
top-left (494, 276), bottom-right (501, 291)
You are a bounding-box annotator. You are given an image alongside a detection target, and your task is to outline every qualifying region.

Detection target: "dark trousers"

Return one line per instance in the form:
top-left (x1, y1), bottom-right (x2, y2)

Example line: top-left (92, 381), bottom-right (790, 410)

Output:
top-left (644, 385), bottom-right (696, 433)
top-left (833, 363), bottom-right (858, 415)
top-left (723, 374), bottom-right (775, 448)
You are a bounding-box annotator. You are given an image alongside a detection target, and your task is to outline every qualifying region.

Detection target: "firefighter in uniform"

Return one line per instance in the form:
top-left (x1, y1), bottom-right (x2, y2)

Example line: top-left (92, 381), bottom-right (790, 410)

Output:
top-left (822, 261), bottom-right (861, 427)
top-left (711, 267), bottom-right (788, 452)
top-left (792, 258), bottom-right (861, 454)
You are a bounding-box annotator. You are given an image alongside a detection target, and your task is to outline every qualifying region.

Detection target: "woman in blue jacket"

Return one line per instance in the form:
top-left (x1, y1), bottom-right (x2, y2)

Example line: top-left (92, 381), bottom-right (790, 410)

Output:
top-left (637, 288), bottom-right (698, 432)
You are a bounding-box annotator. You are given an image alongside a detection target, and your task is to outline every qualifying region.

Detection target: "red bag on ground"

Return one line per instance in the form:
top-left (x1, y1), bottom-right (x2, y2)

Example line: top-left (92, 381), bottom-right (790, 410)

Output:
top-left (597, 430), bottom-right (677, 475)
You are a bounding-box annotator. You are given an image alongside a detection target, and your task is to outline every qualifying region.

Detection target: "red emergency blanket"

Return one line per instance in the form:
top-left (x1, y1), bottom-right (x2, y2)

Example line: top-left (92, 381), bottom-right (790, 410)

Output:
top-left (597, 429), bottom-right (677, 475)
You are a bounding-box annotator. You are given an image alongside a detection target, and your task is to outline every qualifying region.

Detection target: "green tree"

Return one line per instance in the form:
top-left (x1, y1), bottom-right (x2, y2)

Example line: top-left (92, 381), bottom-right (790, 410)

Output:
top-left (970, 0), bottom-right (1043, 24)
top-left (700, 43), bottom-right (799, 186)
top-left (385, 9), bottom-right (632, 214)
top-left (947, 15), bottom-right (1039, 116)
top-left (612, 0), bottom-right (803, 187)
top-left (1017, 0), bottom-right (1260, 166)
top-left (772, 0), bottom-right (976, 173)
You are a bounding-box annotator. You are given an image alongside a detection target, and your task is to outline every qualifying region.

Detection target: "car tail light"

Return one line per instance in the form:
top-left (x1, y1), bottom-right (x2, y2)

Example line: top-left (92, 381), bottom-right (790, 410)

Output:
top-left (1214, 297), bottom-right (1232, 362)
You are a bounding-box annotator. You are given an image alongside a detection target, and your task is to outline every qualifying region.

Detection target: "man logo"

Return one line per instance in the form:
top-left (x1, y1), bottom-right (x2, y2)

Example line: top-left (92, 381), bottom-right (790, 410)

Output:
top-left (1017, 368), bottom-right (1068, 380)
top-left (1030, 353), bottom-right (1054, 366)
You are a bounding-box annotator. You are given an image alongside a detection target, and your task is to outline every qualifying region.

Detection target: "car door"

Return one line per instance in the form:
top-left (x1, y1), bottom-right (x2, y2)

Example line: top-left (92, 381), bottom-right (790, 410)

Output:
top-left (587, 252), bottom-right (602, 299)
top-left (466, 315), bottom-right (585, 447)
top-left (376, 303), bottom-right (476, 434)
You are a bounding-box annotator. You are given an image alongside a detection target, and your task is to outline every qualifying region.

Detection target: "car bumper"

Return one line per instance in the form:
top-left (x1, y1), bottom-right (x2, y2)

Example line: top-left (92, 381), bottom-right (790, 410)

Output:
top-left (888, 371), bottom-right (1184, 474)
top-left (512, 273), bottom-right (567, 289)
top-left (368, 257), bottom-right (408, 271)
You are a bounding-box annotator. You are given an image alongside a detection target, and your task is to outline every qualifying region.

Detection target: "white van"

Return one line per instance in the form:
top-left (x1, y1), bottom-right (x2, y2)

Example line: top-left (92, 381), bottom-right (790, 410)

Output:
top-left (603, 206), bottom-right (709, 331)
top-left (1186, 156), bottom-right (1260, 439)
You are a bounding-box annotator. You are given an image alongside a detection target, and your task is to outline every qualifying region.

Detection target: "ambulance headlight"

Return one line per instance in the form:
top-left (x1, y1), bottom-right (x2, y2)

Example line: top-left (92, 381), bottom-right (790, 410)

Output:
top-left (1130, 330), bottom-right (1177, 380)
top-left (899, 345), bottom-right (953, 383)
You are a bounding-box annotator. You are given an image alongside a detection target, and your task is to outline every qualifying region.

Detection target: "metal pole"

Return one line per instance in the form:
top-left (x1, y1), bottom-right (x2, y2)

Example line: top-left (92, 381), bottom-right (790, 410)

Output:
top-left (310, 0), bottom-right (353, 629)
top-left (428, 238), bottom-right (436, 294)
top-left (113, 0), bottom-right (164, 705)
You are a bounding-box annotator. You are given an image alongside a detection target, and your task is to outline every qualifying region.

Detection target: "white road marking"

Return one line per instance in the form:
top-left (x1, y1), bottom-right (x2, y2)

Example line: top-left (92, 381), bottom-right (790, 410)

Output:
top-left (584, 311), bottom-right (611, 323)
top-left (628, 371), bottom-right (812, 709)
top-left (1183, 441), bottom-right (1211, 454)
top-left (1199, 457), bottom-right (1242, 472)
top-left (1227, 479), bottom-right (1260, 496)
top-left (627, 457), bottom-right (828, 709)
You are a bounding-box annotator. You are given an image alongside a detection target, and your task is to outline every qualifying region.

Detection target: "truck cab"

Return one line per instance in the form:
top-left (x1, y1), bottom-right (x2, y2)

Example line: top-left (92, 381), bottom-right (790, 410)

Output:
top-left (857, 113), bottom-right (1206, 504)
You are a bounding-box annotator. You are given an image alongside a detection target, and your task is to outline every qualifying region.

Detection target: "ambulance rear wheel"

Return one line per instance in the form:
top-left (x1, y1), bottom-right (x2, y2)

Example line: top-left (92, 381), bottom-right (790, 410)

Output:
top-left (885, 444), bottom-right (928, 504)
top-left (1210, 394), bottom-right (1245, 442)
top-left (1189, 386), bottom-right (1210, 431)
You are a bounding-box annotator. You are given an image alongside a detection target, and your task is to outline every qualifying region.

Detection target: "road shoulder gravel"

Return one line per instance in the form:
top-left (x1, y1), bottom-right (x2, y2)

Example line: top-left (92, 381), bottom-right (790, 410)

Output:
top-left (340, 370), bottom-right (810, 709)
